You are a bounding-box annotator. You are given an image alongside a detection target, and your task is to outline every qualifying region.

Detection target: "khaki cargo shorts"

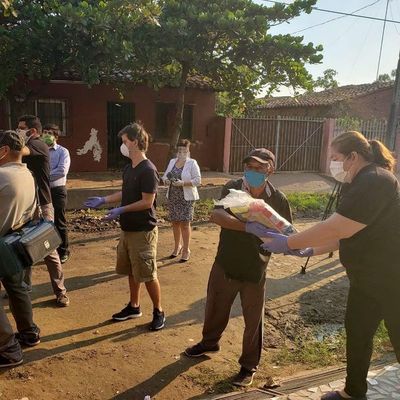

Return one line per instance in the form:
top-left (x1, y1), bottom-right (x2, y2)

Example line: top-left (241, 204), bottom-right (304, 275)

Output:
top-left (116, 228), bottom-right (158, 282)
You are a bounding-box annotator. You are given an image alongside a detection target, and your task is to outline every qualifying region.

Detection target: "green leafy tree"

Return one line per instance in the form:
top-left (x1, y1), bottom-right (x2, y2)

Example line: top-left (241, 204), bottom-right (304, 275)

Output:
top-left (0, 0), bottom-right (159, 98)
top-left (139, 0), bottom-right (323, 155)
top-left (313, 68), bottom-right (339, 90)
top-left (0, 0), bottom-right (16, 16)
top-left (1, 0), bottom-right (323, 158)
top-left (376, 69), bottom-right (396, 83)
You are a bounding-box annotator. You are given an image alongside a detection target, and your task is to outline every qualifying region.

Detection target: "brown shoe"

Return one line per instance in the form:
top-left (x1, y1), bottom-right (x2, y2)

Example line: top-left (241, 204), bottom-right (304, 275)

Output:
top-left (56, 294), bottom-right (70, 307)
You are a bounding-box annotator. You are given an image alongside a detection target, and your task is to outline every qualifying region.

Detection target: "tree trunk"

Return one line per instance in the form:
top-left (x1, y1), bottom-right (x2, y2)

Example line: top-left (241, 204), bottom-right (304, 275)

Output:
top-left (167, 62), bottom-right (190, 162)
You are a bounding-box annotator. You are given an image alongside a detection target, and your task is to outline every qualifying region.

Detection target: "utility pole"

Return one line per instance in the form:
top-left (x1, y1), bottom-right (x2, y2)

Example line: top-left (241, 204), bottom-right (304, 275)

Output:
top-left (387, 51), bottom-right (400, 151)
top-left (376, 0), bottom-right (390, 80)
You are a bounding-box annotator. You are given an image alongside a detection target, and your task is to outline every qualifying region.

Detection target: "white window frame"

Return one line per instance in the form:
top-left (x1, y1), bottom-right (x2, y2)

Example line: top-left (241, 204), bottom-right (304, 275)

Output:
top-left (7, 98), bottom-right (68, 135)
top-left (35, 99), bottom-right (67, 135)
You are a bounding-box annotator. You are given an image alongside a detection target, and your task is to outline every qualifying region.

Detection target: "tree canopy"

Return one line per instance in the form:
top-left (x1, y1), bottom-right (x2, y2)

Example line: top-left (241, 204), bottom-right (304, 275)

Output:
top-left (0, 0), bottom-right (159, 96)
top-left (376, 69), bottom-right (396, 83)
top-left (1, 0), bottom-right (323, 152)
top-left (313, 68), bottom-right (339, 91)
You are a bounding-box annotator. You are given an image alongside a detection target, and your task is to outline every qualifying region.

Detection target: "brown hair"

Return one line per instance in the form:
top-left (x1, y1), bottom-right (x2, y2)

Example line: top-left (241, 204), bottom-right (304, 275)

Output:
top-left (118, 122), bottom-right (149, 152)
top-left (18, 114), bottom-right (42, 133)
top-left (331, 131), bottom-right (396, 172)
top-left (177, 139), bottom-right (190, 150)
top-left (43, 123), bottom-right (60, 138)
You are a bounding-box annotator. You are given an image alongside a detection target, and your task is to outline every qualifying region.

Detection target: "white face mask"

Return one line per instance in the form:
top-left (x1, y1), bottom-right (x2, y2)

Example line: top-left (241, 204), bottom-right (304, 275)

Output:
top-left (16, 129), bottom-right (29, 142)
top-left (329, 161), bottom-right (347, 183)
top-left (120, 143), bottom-right (130, 158)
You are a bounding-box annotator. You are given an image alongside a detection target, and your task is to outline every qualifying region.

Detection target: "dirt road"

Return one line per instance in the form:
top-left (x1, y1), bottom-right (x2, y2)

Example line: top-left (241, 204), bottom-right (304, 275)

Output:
top-left (1, 222), bottom-right (347, 400)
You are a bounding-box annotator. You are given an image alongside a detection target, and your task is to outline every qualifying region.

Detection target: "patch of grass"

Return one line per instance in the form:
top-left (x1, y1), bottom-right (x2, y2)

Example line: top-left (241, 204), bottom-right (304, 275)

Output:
top-left (273, 332), bottom-right (346, 368)
top-left (186, 365), bottom-right (235, 394)
top-left (194, 199), bottom-right (215, 220)
top-left (273, 322), bottom-right (392, 369)
top-left (158, 194), bottom-right (329, 223)
top-left (286, 192), bottom-right (330, 218)
top-left (373, 321), bottom-right (392, 354)
top-left (158, 199), bottom-right (215, 223)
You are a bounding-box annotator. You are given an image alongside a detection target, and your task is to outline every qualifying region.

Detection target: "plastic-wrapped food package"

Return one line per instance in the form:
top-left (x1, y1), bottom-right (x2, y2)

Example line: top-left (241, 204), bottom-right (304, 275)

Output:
top-left (215, 189), bottom-right (297, 236)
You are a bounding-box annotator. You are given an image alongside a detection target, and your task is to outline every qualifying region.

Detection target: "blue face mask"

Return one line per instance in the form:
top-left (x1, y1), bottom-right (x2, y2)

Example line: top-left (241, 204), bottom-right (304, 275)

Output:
top-left (244, 170), bottom-right (267, 188)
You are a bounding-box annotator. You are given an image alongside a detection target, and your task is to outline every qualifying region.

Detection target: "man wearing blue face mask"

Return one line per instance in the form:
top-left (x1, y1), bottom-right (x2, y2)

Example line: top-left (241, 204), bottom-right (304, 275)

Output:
top-left (185, 148), bottom-right (292, 387)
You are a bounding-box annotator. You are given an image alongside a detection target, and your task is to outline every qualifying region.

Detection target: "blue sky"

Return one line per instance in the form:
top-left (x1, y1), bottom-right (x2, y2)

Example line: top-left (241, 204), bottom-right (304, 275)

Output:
top-left (254, 0), bottom-right (400, 95)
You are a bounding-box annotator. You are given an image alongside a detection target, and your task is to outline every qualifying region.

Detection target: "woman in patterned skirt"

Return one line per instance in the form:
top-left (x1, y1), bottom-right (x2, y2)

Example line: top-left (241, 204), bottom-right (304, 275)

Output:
top-left (162, 140), bottom-right (201, 262)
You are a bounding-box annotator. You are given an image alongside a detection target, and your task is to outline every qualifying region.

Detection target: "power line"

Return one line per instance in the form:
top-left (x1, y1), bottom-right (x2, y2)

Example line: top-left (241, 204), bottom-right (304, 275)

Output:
top-left (292, 0), bottom-right (382, 34)
top-left (376, 0), bottom-right (390, 80)
top-left (263, 0), bottom-right (400, 24)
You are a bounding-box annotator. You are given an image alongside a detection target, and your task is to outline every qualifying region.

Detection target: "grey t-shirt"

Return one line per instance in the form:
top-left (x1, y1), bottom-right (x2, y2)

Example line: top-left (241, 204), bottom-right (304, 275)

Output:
top-left (0, 162), bottom-right (36, 237)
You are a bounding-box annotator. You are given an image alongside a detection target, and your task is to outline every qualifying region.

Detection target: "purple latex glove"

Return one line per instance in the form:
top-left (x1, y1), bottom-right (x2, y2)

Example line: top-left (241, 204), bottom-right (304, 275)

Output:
top-left (285, 248), bottom-right (314, 258)
top-left (103, 206), bottom-right (124, 221)
top-left (260, 231), bottom-right (290, 254)
top-left (84, 196), bottom-right (105, 209)
top-left (245, 222), bottom-right (278, 237)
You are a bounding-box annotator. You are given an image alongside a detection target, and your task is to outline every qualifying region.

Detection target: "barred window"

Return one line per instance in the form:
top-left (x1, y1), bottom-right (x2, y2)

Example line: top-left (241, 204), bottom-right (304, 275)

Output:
top-left (8, 98), bottom-right (68, 136)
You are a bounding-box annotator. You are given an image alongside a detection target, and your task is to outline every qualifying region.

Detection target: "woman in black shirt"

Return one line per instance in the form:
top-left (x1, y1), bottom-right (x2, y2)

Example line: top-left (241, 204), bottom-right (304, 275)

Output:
top-left (258, 131), bottom-right (400, 400)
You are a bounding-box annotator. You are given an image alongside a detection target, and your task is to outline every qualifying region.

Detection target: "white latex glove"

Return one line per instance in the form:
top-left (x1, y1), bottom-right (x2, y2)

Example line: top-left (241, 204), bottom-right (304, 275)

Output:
top-left (172, 179), bottom-right (185, 187)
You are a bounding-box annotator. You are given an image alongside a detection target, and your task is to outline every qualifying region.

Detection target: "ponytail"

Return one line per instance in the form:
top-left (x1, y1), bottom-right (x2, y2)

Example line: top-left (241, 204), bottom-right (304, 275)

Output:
top-left (332, 131), bottom-right (397, 172)
top-left (368, 140), bottom-right (396, 172)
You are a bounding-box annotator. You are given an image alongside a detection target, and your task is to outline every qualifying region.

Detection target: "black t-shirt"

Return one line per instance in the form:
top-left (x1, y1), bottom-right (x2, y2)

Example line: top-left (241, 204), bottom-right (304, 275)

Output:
top-left (215, 179), bottom-right (292, 283)
top-left (120, 159), bottom-right (159, 232)
top-left (337, 164), bottom-right (400, 288)
top-left (23, 137), bottom-right (52, 206)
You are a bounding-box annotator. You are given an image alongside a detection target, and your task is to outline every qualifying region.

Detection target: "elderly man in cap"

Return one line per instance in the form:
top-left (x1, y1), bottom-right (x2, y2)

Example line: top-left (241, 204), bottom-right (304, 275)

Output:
top-left (0, 130), bottom-right (40, 367)
top-left (185, 148), bottom-right (292, 387)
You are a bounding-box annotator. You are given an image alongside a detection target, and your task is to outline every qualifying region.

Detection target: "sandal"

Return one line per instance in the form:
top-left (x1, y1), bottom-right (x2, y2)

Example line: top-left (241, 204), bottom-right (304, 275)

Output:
top-left (179, 249), bottom-right (191, 263)
top-left (321, 391), bottom-right (367, 400)
top-left (168, 247), bottom-right (182, 259)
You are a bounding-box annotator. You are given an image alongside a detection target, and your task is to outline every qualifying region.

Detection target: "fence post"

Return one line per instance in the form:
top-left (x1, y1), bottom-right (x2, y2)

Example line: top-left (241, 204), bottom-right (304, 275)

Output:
top-left (223, 117), bottom-right (232, 173)
top-left (320, 118), bottom-right (335, 174)
top-left (275, 115), bottom-right (281, 169)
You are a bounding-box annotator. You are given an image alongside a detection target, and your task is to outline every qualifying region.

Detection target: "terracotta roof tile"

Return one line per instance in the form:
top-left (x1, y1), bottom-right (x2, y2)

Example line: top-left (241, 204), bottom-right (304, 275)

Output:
top-left (261, 82), bottom-right (394, 109)
top-left (52, 70), bottom-right (214, 90)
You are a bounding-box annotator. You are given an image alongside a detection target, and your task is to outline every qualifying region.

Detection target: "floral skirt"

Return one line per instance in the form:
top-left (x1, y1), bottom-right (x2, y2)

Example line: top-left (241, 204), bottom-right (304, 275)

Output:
top-left (167, 186), bottom-right (194, 222)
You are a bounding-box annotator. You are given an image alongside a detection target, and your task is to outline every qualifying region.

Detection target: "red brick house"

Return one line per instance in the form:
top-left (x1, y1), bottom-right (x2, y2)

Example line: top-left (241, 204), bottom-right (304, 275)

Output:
top-left (0, 75), bottom-right (220, 172)
top-left (254, 82), bottom-right (395, 120)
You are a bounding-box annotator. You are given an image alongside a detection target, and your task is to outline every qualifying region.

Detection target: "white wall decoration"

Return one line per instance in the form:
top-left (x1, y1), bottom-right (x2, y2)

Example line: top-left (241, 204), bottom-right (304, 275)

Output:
top-left (76, 128), bottom-right (103, 162)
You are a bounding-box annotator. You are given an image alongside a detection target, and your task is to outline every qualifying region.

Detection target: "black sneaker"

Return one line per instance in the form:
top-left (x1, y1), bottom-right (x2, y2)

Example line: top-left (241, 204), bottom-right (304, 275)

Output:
top-left (112, 304), bottom-right (142, 321)
top-left (0, 354), bottom-right (23, 368)
top-left (16, 327), bottom-right (41, 347)
top-left (149, 308), bottom-right (165, 331)
top-left (184, 342), bottom-right (220, 357)
top-left (232, 367), bottom-right (255, 387)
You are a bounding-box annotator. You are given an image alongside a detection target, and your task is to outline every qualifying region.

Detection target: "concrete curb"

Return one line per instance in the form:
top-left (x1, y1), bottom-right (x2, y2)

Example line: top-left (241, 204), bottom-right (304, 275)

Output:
top-left (67, 185), bottom-right (223, 210)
